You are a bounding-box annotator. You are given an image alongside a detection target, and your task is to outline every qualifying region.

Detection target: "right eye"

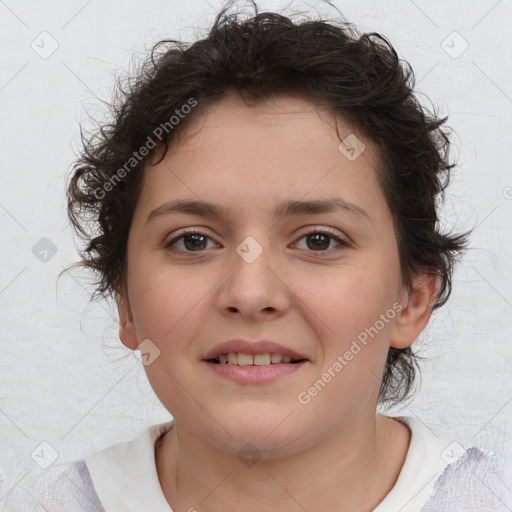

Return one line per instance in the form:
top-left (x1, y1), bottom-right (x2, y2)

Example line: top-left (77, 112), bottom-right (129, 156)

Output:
top-left (164, 229), bottom-right (219, 252)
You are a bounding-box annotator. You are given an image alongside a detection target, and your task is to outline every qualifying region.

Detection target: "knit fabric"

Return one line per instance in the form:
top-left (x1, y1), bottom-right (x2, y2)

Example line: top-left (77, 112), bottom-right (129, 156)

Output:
top-left (421, 446), bottom-right (512, 511)
top-left (1, 461), bottom-right (104, 512)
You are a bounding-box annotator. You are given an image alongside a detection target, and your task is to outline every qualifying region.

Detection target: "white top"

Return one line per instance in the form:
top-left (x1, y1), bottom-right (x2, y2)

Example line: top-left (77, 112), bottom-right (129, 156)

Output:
top-left (3, 415), bottom-right (511, 511)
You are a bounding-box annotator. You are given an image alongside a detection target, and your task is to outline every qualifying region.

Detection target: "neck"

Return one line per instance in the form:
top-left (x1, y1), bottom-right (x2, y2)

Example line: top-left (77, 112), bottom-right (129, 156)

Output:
top-left (155, 413), bottom-right (410, 512)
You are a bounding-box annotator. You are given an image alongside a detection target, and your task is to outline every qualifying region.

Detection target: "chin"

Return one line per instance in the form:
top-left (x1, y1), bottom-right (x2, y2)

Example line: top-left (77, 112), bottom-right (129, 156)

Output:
top-left (207, 410), bottom-right (303, 454)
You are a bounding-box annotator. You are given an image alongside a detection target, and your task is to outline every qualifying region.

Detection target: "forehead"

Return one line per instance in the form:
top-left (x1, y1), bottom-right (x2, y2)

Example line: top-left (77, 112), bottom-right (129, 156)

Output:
top-left (175, 92), bottom-right (374, 153)
top-left (136, 93), bottom-right (387, 225)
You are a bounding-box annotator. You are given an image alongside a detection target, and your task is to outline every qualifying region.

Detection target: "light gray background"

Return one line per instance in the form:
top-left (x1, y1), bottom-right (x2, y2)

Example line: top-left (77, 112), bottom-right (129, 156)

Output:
top-left (1, 0), bottom-right (511, 503)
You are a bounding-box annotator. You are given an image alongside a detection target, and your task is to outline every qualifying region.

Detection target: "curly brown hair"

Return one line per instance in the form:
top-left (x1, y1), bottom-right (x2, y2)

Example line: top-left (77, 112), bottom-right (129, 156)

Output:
top-left (63, 1), bottom-right (471, 406)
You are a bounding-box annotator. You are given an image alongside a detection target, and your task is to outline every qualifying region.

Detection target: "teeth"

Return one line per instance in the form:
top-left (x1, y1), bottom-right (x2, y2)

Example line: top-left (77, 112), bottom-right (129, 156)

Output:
top-left (215, 352), bottom-right (299, 365)
top-left (254, 353), bottom-right (270, 365)
top-left (237, 353), bottom-right (253, 366)
top-left (271, 353), bottom-right (283, 363)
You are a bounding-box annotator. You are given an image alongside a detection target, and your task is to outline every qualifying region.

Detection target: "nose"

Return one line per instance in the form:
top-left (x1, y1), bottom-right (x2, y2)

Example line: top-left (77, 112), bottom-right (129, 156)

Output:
top-left (215, 235), bottom-right (291, 322)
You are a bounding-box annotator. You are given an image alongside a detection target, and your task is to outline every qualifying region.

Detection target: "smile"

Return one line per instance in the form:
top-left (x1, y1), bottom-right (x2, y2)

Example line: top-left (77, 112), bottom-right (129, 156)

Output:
top-left (203, 356), bottom-right (308, 383)
top-left (208, 352), bottom-right (305, 365)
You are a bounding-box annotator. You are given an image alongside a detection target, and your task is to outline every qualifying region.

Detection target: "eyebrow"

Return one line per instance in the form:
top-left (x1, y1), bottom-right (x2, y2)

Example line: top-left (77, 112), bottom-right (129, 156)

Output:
top-left (146, 197), bottom-right (370, 225)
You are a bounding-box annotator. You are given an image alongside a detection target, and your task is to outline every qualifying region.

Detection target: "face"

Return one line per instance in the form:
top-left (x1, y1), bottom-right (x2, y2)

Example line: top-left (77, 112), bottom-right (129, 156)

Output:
top-left (117, 93), bottom-right (427, 457)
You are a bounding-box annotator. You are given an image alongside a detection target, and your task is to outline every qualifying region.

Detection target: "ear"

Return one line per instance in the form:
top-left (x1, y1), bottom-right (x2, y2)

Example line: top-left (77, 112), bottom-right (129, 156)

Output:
top-left (390, 272), bottom-right (439, 349)
top-left (116, 290), bottom-right (139, 350)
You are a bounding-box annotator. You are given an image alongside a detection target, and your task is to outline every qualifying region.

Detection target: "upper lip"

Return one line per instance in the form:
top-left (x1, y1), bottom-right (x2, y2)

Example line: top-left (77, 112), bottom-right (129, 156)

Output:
top-left (203, 339), bottom-right (308, 361)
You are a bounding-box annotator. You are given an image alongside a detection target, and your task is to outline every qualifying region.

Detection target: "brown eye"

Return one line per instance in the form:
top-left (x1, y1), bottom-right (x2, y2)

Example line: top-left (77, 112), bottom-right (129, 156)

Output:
top-left (294, 227), bottom-right (349, 253)
top-left (165, 230), bottom-right (216, 252)
top-left (305, 233), bottom-right (331, 251)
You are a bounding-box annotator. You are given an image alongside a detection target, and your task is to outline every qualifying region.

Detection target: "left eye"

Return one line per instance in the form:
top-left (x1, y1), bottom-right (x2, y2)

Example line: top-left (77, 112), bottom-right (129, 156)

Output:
top-left (164, 228), bottom-right (348, 253)
top-left (293, 228), bottom-right (348, 252)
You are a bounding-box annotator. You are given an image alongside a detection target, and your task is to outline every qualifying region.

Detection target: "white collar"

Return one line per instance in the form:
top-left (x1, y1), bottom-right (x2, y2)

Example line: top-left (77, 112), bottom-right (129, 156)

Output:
top-left (85, 419), bottom-right (175, 511)
top-left (374, 415), bottom-right (460, 511)
top-left (85, 415), bottom-right (457, 512)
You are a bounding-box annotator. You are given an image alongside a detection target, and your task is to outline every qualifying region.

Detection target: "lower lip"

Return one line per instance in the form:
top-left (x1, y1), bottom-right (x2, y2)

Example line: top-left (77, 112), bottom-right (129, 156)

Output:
top-left (203, 360), bottom-right (308, 383)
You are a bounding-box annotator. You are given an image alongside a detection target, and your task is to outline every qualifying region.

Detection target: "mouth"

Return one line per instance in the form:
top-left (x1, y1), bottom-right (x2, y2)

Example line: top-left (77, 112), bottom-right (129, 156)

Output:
top-left (205, 352), bottom-right (307, 366)
top-left (203, 354), bottom-right (309, 383)
top-left (202, 339), bottom-right (309, 382)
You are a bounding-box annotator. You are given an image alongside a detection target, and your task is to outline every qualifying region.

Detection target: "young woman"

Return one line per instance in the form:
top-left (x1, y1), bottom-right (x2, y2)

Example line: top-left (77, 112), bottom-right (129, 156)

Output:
top-left (6, 3), bottom-right (511, 511)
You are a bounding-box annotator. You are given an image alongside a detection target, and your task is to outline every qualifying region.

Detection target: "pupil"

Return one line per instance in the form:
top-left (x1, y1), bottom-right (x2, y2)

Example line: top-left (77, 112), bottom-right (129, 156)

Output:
top-left (185, 234), bottom-right (207, 251)
top-left (307, 233), bottom-right (329, 250)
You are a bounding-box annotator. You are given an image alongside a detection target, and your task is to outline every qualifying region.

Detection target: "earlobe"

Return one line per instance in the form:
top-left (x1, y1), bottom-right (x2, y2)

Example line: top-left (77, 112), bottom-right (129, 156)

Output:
top-left (390, 273), bottom-right (439, 350)
top-left (116, 291), bottom-right (139, 350)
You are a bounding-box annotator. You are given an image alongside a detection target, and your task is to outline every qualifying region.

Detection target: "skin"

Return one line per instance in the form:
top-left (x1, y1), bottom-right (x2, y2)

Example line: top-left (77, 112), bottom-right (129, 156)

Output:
top-left (117, 93), bottom-right (438, 511)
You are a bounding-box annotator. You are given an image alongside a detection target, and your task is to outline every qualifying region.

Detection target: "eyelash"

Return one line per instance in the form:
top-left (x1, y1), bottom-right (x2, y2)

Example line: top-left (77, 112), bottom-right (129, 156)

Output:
top-left (164, 226), bottom-right (349, 255)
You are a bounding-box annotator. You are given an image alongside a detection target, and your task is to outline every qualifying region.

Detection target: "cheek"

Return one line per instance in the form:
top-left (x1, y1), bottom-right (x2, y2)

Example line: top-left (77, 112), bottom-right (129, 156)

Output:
top-left (311, 258), bottom-right (400, 366)
top-left (310, 273), bottom-right (396, 406)
top-left (127, 260), bottom-right (204, 343)
top-left (316, 262), bottom-right (396, 324)
top-left (127, 265), bottom-right (208, 415)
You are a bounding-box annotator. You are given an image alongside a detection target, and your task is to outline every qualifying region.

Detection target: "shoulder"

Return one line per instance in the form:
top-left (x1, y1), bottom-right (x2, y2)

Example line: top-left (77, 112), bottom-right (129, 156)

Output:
top-left (421, 446), bottom-right (512, 511)
top-left (1, 460), bottom-right (104, 512)
top-left (377, 416), bottom-right (512, 512)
